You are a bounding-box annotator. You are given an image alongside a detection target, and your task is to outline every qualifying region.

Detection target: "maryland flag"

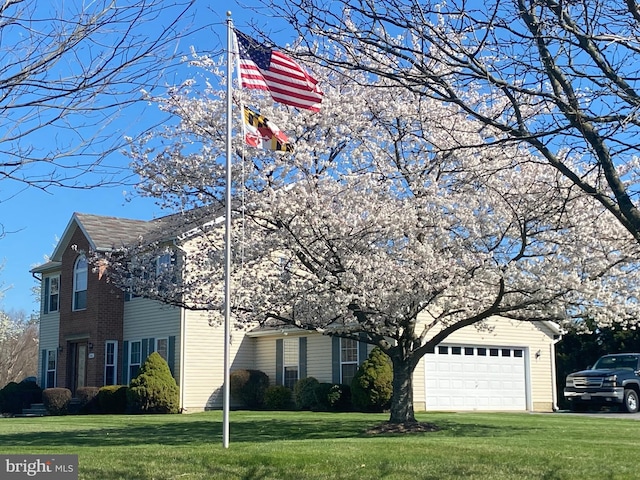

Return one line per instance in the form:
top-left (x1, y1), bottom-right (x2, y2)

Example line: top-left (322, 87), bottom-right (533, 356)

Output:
top-left (243, 106), bottom-right (293, 152)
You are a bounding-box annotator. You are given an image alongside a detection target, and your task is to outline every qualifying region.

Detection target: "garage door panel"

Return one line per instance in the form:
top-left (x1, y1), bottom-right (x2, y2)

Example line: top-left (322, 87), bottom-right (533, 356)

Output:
top-left (425, 345), bottom-right (527, 411)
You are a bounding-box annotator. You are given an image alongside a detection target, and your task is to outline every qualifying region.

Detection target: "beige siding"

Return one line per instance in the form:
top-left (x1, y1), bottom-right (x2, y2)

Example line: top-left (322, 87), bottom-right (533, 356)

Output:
top-left (306, 335), bottom-right (333, 383)
top-left (123, 297), bottom-right (181, 339)
top-left (413, 316), bottom-right (556, 412)
top-left (180, 311), bottom-right (254, 411)
top-left (254, 335), bottom-right (277, 384)
top-left (37, 312), bottom-right (60, 384)
top-left (123, 298), bottom-right (182, 390)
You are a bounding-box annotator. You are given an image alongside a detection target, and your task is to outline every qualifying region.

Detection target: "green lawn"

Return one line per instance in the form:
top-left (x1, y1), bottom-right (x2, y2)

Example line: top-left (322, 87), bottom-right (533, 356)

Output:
top-left (0, 411), bottom-right (636, 479)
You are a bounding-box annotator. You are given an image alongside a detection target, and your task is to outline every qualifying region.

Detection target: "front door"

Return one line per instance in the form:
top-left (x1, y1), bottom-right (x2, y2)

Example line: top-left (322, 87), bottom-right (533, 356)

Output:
top-left (70, 342), bottom-right (88, 393)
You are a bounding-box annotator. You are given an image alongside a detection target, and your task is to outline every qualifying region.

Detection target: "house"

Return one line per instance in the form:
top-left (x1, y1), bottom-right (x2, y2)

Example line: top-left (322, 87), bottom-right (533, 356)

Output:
top-left (32, 211), bottom-right (563, 412)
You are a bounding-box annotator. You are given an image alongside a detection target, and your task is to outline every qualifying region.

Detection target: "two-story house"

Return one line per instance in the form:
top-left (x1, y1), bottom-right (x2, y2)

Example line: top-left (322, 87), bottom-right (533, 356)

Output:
top-left (32, 211), bottom-right (563, 412)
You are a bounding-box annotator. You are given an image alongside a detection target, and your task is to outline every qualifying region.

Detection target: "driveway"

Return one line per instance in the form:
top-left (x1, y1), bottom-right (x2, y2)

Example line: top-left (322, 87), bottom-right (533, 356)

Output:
top-left (553, 410), bottom-right (640, 419)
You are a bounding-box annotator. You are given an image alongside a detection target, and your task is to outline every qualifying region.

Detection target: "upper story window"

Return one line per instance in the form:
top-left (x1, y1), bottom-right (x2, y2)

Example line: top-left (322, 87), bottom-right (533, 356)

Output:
top-left (44, 275), bottom-right (60, 314)
top-left (73, 255), bottom-right (88, 311)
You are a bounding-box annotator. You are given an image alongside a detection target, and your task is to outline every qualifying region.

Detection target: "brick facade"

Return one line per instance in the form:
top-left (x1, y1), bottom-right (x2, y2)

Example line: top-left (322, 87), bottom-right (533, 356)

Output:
top-left (57, 226), bottom-right (124, 391)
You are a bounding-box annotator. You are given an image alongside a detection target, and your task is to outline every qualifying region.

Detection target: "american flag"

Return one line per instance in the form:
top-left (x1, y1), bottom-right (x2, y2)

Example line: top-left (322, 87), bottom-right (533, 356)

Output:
top-left (235, 30), bottom-right (323, 112)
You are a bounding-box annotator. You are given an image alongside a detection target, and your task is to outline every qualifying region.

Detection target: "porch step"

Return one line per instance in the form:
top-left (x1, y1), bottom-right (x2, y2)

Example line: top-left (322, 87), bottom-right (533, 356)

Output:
top-left (18, 403), bottom-right (48, 417)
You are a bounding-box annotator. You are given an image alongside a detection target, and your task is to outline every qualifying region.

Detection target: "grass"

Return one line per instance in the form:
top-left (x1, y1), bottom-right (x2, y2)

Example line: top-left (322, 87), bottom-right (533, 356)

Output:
top-left (0, 410), bottom-right (638, 479)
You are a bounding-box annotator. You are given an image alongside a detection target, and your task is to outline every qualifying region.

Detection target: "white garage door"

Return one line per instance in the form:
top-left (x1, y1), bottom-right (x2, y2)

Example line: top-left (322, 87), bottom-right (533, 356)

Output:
top-left (424, 345), bottom-right (527, 411)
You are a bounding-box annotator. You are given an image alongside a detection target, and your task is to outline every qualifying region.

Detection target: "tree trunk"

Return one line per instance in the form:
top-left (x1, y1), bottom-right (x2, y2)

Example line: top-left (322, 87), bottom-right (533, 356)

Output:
top-left (388, 354), bottom-right (417, 424)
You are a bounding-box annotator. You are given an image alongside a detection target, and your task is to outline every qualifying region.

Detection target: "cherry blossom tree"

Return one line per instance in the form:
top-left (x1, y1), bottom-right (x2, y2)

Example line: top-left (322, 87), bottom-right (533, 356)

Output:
top-left (110, 56), bottom-right (640, 424)
top-left (256, 0), bottom-right (640, 246)
top-left (0, 309), bottom-right (38, 386)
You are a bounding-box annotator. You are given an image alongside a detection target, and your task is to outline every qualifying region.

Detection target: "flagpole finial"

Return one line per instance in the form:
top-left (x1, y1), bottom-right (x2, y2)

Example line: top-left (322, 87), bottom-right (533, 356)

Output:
top-left (227, 11), bottom-right (232, 17)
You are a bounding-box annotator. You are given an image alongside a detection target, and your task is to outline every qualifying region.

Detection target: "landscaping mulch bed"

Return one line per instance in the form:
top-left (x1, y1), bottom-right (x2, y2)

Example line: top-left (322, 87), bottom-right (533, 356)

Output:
top-left (365, 421), bottom-right (440, 435)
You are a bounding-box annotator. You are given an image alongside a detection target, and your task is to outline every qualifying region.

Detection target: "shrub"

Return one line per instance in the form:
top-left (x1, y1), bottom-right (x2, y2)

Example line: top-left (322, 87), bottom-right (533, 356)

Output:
top-left (97, 385), bottom-right (128, 414)
top-left (42, 388), bottom-right (72, 415)
top-left (76, 386), bottom-right (100, 414)
top-left (293, 377), bottom-right (320, 410)
top-left (351, 347), bottom-right (393, 412)
top-left (0, 380), bottom-right (43, 415)
top-left (0, 382), bottom-right (20, 414)
top-left (314, 383), bottom-right (352, 412)
top-left (229, 369), bottom-right (269, 409)
top-left (127, 352), bottom-right (180, 414)
top-left (264, 385), bottom-right (294, 410)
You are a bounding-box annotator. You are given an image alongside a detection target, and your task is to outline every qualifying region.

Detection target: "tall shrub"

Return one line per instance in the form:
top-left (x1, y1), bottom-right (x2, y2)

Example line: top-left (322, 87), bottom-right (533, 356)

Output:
top-left (229, 369), bottom-right (269, 409)
top-left (127, 352), bottom-right (180, 414)
top-left (351, 347), bottom-right (393, 412)
top-left (294, 377), bottom-right (320, 410)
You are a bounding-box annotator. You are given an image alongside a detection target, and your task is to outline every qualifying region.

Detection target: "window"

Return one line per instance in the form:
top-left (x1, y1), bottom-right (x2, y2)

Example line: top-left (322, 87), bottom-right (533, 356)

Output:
top-left (283, 338), bottom-right (299, 389)
top-left (477, 348), bottom-right (487, 356)
top-left (129, 340), bottom-right (142, 382)
top-left (46, 350), bottom-right (57, 388)
top-left (340, 338), bottom-right (358, 386)
top-left (155, 338), bottom-right (168, 362)
top-left (44, 276), bottom-right (59, 313)
top-left (490, 348), bottom-right (499, 357)
top-left (438, 346), bottom-right (448, 354)
top-left (464, 347), bottom-right (474, 356)
top-left (73, 256), bottom-right (88, 310)
top-left (502, 349), bottom-right (511, 357)
top-left (451, 346), bottom-right (462, 355)
top-left (514, 349), bottom-right (524, 358)
top-left (104, 341), bottom-right (118, 385)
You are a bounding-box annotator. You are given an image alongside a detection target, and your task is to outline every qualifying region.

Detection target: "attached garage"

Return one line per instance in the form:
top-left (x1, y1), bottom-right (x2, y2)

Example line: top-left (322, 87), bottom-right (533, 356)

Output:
top-left (424, 344), bottom-right (530, 411)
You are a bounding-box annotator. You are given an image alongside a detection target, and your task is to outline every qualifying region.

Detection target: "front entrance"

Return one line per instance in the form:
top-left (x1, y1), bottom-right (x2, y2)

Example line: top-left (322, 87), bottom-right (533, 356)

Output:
top-left (69, 342), bottom-right (88, 393)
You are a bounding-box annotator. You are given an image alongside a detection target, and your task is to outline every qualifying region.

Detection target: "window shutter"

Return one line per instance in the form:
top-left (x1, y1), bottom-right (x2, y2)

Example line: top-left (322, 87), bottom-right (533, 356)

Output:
top-left (275, 339), bottom-right (283, 386)
top-left (141, 338), bottom-right (149, 361)
top-left (40, 349), bottom-right (47, 387)
top-left (167, 336), bottom-right (176, 377)
top-left (121, 341), bottom-right (129, 384)
top-left (43, 278), bottom-right (50, 314)
top-left (299, 337), bottom-right (307, 379)
top-left (331, 336), bottom-right (340, 383)
top-left (358, 333), bottom-right (368, 364)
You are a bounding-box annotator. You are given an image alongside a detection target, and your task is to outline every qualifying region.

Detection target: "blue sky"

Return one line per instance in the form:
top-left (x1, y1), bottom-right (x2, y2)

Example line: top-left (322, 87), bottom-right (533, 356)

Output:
top-left (0, 1), bottom-right (293, 314)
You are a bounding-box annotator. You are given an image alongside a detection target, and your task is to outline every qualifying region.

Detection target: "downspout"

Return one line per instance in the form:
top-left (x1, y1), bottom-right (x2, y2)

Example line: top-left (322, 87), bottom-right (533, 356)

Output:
top-left (173, 239), bottom-right (188, 412)
top-left (550, 334), bottom-right (563, 411)
top-left (180, 306), bottom-right (187, 412)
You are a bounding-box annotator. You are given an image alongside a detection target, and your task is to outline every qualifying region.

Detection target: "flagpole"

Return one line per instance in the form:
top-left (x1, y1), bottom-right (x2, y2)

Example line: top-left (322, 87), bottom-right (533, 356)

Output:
top-left (223, 10), bottom-right (233, 450)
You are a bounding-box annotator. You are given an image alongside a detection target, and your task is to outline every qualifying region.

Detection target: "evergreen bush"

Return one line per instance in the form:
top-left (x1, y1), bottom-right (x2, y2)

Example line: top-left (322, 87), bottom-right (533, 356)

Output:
top-left (127, 352), bottom-right (180, 414)
top-left (351, 346), bottom-right (393, 412)
top-left (76, 386), bottom-right (100, 414)
top-left (293, 376), bottom-right (320, 410)
top-left (97, 385), bottom-right (128, 414)
top-left (263, 385), bottom-right (294, 410)
top-left (229, 369), bottom-right (269, 409)
top-left (0, 382), bottom-right (20, 414)
top-left (0, 381), bottom-right (43, 415)
top-left (314, 383), bottom-right (351, 412)
top-left (42, 388), bottom-right (72, 415)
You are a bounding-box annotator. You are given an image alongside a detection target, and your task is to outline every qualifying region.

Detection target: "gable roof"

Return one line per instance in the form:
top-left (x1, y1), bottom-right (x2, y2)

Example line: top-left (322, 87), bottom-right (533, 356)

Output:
top-left (30, 206), bottom-right (225, 274)
top-left (30, 212), bottom-right (163, 274)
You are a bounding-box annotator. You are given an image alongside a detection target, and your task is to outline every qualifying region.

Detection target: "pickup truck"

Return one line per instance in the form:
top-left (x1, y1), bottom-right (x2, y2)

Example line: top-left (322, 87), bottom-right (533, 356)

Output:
top-left (564, 353), bottom-right (640, 413)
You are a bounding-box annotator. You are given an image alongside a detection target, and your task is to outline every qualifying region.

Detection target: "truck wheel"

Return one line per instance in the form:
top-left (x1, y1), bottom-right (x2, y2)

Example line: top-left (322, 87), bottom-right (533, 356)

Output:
top-left (624, 389), bottom-right (639, 413)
